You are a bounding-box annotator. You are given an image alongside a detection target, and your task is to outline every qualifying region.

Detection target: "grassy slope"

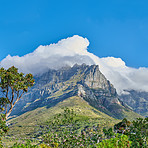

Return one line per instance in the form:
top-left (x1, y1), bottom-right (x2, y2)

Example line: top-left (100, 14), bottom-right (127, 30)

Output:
top-left (7, 96), bottom-right (119, 138)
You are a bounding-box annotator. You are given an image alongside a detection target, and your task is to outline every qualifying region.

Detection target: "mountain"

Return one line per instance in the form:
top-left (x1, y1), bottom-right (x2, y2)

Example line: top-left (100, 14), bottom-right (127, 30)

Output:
top-left (120, 90), bottom-right (148, 117)
top-left (11, 64), bottom-right (141, 120)
top-left (7, 64), bottom-right (142, 138)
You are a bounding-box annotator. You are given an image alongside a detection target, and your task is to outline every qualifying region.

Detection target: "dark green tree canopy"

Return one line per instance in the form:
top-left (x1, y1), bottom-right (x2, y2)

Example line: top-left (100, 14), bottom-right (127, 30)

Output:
top-left (0, 66), bottom-right (35, 119)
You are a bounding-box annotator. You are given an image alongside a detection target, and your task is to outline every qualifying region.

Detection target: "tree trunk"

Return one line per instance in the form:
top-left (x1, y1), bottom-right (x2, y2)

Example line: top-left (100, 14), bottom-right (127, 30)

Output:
top-left (6, 105), bottom-right (14, 120)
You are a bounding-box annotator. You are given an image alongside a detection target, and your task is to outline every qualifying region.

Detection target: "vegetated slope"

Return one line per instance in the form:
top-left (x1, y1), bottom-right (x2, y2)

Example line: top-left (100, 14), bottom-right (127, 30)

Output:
top-left (11, 64), bottom-right (141, 120)
top-left (8, 96), bottom-right (120, 138)
top-left (120, 90), bottom-right (148, 117)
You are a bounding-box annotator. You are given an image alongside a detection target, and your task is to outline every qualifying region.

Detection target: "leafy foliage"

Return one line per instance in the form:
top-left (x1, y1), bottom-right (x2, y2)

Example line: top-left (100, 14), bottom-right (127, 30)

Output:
top-left (0, 66), bottom-right (35, 119)
top-left (11, 141), bottom-right (53, 148)
top-left (0, 114), bottom-right (9, 147)
top-left (96, 125), bottom-right (132, 148)
top-left (0, 114), bottom-right (8, 136)
top-left (95, 134), bottom-right (131, 148)
top-left (103, 127), bottom-right (115, 139)
top-left (128, 117), bottom-right (148, 147)
top-left (11, 140), bottom-right (38, 148)
top-left (114, 117), bottom-right (148, 148)
top-left (114, 118), bottom-right (131, 134)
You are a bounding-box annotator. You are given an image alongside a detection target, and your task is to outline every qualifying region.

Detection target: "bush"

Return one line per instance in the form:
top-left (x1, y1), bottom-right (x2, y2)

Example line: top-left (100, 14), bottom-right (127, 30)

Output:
top-left (95, 134), bottom-right (131, 148)
top-left (11, 140), bottom-right (38, 148)
top-left (0, 114), bottom-right (9, 147)
top-left (114, 117), bottom-right (148, 148)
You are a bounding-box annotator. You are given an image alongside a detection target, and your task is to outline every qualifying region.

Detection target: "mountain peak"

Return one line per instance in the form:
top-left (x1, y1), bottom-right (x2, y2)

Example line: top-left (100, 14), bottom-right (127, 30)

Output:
top-left (10, 64), bottom-right (142, 120)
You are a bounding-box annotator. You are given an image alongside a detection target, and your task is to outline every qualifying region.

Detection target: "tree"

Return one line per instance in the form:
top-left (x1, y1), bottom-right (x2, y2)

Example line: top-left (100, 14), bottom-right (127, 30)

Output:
top-left (114, 118), bottom-right (131, 134)
top-left (0, 66), bottom-right (35, 120)
top-left (114, 117), bottom-right (148, 147)
top-left (129, 117), bottom-right (148, 147)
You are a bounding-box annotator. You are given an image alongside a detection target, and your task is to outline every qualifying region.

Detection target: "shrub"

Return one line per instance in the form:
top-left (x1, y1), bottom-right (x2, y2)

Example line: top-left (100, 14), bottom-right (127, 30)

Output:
top-left (95, 134), bottom-right (131, 148)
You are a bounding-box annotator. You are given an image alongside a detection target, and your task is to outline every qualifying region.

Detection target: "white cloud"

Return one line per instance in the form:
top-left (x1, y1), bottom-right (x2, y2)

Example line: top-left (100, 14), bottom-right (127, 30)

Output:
top-left (1, 35), bottom-right (148, 94)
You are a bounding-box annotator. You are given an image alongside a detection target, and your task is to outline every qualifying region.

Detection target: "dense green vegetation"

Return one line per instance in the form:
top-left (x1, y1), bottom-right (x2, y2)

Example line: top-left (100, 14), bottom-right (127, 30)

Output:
top-left (0, 114), bottom-right (9, 147)
top-left (1, 108), bottom-right (147, 147)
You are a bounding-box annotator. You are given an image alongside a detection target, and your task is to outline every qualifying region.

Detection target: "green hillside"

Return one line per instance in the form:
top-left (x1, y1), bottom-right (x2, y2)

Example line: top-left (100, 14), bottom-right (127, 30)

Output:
top-left (8, 96), bottom-right (120, 138)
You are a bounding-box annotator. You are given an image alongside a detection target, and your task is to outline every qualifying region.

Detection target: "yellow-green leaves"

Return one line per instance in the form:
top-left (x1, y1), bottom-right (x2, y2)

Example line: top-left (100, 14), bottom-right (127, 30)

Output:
top-left (0, 66), bottom-right (35, 119)
top-left (0, 66), bottom-right (34, 93)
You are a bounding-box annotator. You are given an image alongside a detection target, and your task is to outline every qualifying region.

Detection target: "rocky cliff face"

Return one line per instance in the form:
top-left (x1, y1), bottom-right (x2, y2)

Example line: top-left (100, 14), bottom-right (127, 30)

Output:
top-left (11, 64), bottom-right (139, 119)
top-left (120, 90), bottom-right (148, 117)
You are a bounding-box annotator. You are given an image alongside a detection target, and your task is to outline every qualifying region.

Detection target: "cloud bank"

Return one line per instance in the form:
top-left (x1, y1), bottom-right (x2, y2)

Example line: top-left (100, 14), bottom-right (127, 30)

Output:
top-left (1, 35), bottom-right (148, 94)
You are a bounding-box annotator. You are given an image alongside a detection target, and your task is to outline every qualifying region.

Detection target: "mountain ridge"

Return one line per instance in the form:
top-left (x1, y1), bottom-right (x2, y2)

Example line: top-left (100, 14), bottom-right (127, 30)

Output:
top-left (120, 90), bottom-right (148, 117)
top-left (11, 64), bottom-right (141, 120)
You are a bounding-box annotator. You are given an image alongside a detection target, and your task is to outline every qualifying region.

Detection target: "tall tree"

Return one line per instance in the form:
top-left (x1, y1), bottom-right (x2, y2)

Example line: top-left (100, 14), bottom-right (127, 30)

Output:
top-left (0, 66), bottom-right (35, 119)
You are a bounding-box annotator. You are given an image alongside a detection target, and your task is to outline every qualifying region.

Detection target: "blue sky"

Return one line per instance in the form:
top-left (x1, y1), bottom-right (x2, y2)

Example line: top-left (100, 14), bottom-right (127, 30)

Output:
top-left (0, 0), bottom-right (148, 68)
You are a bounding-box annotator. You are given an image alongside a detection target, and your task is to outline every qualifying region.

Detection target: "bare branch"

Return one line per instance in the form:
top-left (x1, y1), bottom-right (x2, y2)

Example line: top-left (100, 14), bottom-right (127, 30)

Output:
top-left (13, 91), bottom-right (24, 106)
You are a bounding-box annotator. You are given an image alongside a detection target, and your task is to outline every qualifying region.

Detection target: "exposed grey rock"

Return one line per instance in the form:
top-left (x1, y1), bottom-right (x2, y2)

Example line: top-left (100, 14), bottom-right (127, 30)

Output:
top-left (11, 64), bottom-right (137, 119)
top-left (120, 90), bottom-right (148, 117)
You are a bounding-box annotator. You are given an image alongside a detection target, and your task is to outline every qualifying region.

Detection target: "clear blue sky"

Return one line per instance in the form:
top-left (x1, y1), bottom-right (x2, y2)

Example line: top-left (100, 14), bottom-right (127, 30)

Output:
top-left (0, 0), bottom-right (148, 68)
